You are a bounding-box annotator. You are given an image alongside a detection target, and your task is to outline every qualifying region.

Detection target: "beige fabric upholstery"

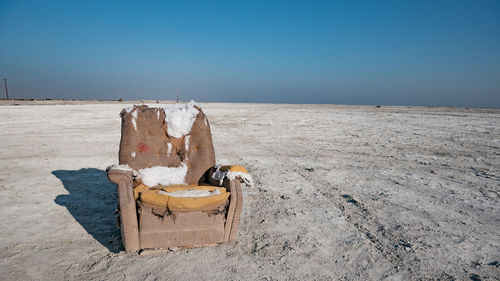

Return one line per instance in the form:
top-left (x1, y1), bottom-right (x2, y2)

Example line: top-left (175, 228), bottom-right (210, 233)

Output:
top-left (118, 105), bottom-right (215, 184)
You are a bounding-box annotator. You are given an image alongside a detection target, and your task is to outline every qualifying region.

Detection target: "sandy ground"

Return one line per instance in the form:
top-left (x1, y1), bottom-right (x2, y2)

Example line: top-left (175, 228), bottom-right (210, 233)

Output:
top-left (0, 102), bottom-right (499, 280)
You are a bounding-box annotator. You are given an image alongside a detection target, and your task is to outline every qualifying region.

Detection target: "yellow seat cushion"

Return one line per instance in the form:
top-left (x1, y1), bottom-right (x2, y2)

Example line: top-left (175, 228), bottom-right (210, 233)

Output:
top-left (168, 191), bottom-right (230, 211)
top-left (218, 165), bottom-right (248, 173)
top-left (135, 184), bottom-right (230, 211)
top-left (134, 183), bottom-right (199, 199)
top-left (139, 189), bottom-right (170, 207)
top-left (134, 183), bottom-right (149, 200)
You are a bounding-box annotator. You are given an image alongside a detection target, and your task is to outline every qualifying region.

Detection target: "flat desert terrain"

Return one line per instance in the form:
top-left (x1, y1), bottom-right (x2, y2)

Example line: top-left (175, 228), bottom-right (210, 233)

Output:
top-left (0, 102), bottom-right (499, 280)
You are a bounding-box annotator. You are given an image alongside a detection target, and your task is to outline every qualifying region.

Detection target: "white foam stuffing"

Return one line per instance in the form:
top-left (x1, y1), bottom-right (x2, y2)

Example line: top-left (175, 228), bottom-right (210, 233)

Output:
top-left (138, 165), bottom-right (188, 187)
top-left (124, 106), bottom-right (134, 113)
top-left (123, 101), bottom-right (199, 136)
top-left (166, 142), bottom-right (172, 154)
top-left (162, 101), bottom-right (199, 138)
top-left (185, 135), bottom-right (190, 152)
top-left (131, 110), bottom-right (138, 131)
top-left (159, 189), bottom-right (221, 198)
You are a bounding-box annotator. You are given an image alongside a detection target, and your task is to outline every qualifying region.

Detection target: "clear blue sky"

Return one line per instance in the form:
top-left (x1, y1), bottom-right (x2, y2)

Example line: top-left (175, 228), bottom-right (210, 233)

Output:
top-left (1, 0), bottom-right (499, 107)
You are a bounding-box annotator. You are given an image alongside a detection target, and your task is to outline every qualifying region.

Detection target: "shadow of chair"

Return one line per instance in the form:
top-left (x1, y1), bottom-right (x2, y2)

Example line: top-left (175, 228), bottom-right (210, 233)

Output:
top-left (52, 168), bottom-right (122, 253)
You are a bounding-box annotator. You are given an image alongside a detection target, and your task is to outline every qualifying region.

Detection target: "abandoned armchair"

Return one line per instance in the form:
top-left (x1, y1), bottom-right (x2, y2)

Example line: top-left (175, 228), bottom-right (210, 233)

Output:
top-left (107, 102), bottom-right (252, 252)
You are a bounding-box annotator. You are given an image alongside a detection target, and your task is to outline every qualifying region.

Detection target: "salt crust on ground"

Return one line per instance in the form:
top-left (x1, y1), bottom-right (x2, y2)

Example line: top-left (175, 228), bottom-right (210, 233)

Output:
top-left (0, 102), bottom-right (498, 280)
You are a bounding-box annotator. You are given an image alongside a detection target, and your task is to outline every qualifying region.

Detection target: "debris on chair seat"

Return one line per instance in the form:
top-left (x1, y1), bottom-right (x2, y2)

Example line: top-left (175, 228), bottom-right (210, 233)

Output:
top-left (159, 189), bottom-right (221, 198)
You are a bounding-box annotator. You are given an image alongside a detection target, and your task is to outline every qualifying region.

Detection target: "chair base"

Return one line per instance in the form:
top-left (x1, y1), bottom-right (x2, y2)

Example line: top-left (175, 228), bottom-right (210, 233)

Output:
top-left (137, 202), bottom-right (226, 249)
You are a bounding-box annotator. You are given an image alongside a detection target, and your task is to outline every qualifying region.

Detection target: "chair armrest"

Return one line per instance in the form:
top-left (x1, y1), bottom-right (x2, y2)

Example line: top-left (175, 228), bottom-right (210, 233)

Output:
top-left (222, 178), bottom-right (243, 242)
top-left (107, 168), bottom-right (134, 184)
top-left (107, 169), bottom-right (140, 252)
top-left (205, 166), bottom-right (253, 187)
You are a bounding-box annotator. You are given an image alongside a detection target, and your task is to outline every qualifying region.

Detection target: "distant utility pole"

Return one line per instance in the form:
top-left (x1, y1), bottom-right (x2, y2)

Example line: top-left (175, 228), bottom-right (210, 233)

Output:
top-left (176, 88), bottom-right (180, 103)
top-left (3, 78), bottom-right (8, 99)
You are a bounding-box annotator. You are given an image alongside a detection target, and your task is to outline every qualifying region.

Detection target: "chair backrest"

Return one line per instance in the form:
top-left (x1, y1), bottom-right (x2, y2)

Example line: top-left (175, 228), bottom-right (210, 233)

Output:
top-left (118, 103), bottom-right (216, 184)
